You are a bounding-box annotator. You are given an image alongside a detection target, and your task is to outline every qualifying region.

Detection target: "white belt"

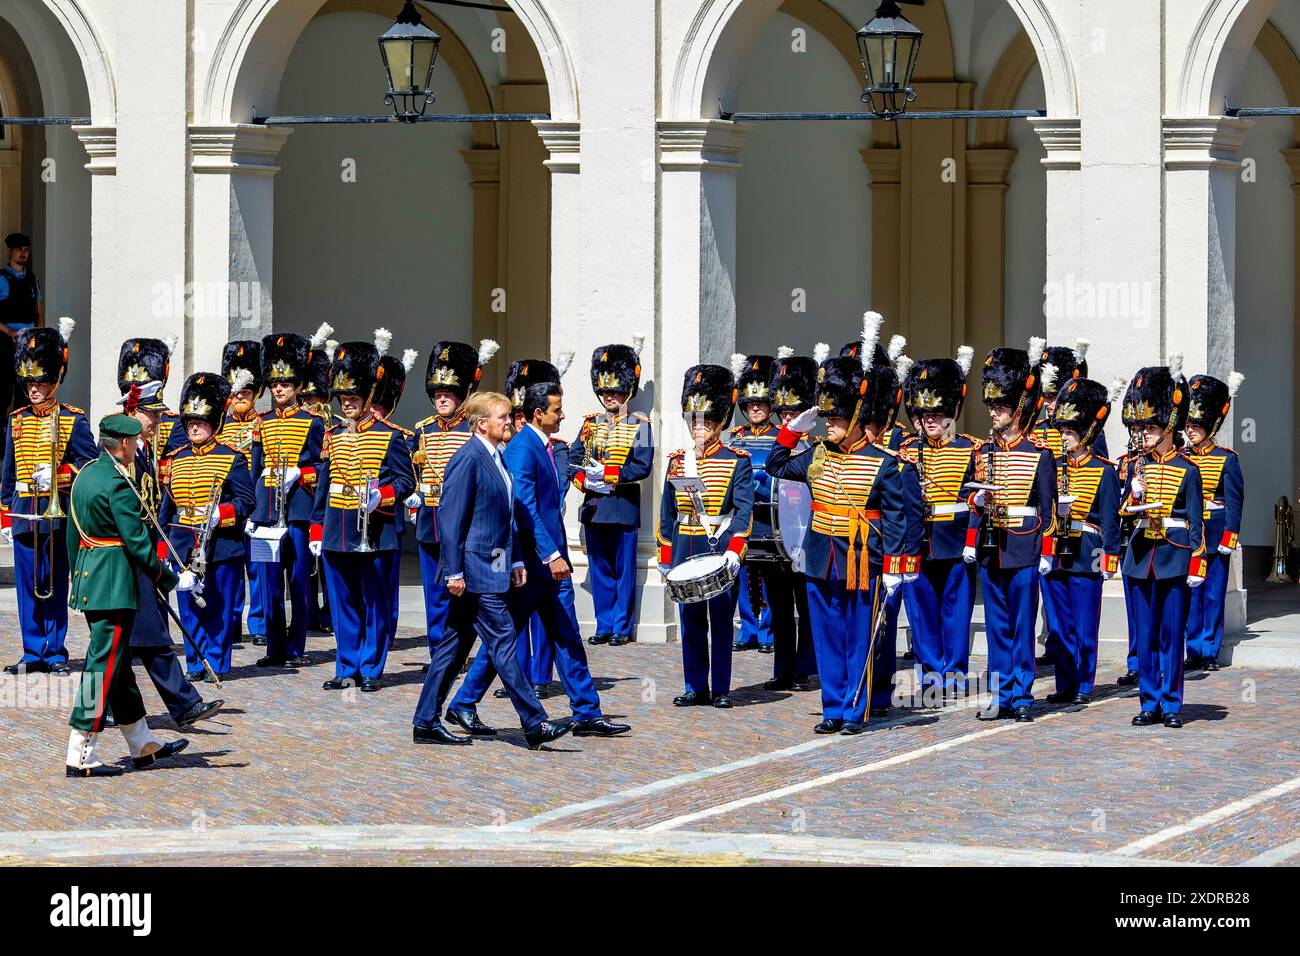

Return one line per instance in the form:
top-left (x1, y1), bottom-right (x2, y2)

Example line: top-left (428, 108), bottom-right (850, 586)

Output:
top-left (14, 481), bottom-right (30, 493)
top-left (1069, 519), bottom-right (1101, 535)
top-left (329, 482), bottom-right (363, 496)
top-left (1205, 501), bottom-right (1224, 511)
top-left (1137, 517), bottom-right (1187, 530)
top-left (1001, 506), bottom-right (1038, 518)
top-left (928, 503), bottom-right (968, 517)
top-left (420, 482), bottom-right (441, 495)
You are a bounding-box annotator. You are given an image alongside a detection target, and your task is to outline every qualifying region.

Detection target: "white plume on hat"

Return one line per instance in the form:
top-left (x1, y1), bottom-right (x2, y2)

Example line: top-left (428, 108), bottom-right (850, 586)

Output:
top-left (58, 317), bottom-right (75, 342)
top-left (956, 345), bottom-right (975, 377)
top-left (861, 312), bottom-right (883, 372)
top-left (1073, 337), bottom-right (1091, 365)
top-left (310, 323), bottom-right (334, 349)
top-left (373, 327), bottom-right (392, 356)
top-left (231, 368), bottom-right (254, 392)
top-left (325, 339), bottom-right (339, 361)
top-left (554, 349), bottom-right (575, 379)
top-left (1028, 335), bottom-right (1047, 359)
top-left (401, 349), bottom-right (419, 374)
top-left (631, 335), bottom-right (646, 358)
top-left (813, 342), bottom-right (830, 365)
top-left (777, 345), bottom-right (795, 360)
top-left (1227, 371), bottom-right (1245, 397)
top-left (1166, 352), bottom-right (1184, 381)
top-left (478, 338), bottom-right (500, 366)
top-left (162, 334), bottom-right (179, 356)
top-left (1107, 375), bottom-right (1128, 404)
top-left (729, 352), bottom-right (748, 380)
top-left (895, 354), bottom-right (914, 381)
top-left (887, 334), bottom-right (907, 363)
top-left (1040, 362), bottom-right (1059, 395)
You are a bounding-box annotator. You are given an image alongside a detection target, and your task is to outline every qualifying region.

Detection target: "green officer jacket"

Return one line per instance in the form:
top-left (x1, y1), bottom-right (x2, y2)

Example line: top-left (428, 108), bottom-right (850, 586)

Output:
top-left (66, 453), bottom-right (179, 612)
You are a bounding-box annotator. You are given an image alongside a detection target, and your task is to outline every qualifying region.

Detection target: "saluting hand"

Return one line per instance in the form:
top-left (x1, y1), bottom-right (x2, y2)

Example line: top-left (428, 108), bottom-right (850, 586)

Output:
top-left (786, 407), bottom-right (819, 434)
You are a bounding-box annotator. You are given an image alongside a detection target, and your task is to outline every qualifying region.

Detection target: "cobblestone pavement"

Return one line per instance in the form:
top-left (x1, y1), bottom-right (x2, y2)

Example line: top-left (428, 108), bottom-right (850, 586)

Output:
top-left (1, 606), bottom-right (1297, 866)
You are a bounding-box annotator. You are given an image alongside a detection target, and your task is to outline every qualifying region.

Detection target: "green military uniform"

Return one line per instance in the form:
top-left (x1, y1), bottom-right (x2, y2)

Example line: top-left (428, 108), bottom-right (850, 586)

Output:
top-left (66, 434), bottom-right (178, 737)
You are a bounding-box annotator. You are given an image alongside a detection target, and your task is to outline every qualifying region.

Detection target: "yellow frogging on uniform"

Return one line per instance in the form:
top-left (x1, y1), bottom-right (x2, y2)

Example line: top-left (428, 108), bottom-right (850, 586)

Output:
top-left (414, 410), bottom-right (471, 507)
top-left (164, 448), bottom-right (236, 528)
top-left (260, 413), bottom-right (315, 488)
top-left (9, 406), bottom-right (79, 487)
top-left (325, 424), bottom-right (395, 510)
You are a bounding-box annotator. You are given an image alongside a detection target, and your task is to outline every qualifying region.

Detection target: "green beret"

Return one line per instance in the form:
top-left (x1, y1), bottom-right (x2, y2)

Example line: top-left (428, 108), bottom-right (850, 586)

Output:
top-left (99, 413), bottom-right (142, 438)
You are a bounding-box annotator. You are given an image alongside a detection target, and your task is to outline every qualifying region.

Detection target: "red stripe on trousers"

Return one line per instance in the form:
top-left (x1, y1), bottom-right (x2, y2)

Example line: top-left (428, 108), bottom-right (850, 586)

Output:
top-left (92, 614), bottom-right (124, 734)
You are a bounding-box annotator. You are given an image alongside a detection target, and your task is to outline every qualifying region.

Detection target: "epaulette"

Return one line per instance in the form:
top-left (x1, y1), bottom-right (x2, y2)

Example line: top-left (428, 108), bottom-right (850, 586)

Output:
top-left (415, 415), bottom-right (436, 429)
top-left (729, 425), bottom-right (745, 436)
top-left (1218, 445), bottom-right (1238, 456)
top-left (1027, 434), bottom-right (1050, 449)
top-left (326, 421), bottom-right (348, 435)
top-left (1093, 455), bottom-right (1116, 466)
top-left (8, 407), bottom-right (21, 419)
top-left (669, 448), bottom-right (686, 461)
top-left (60, 402), bottom-right (85, 415)
top-left (584, 412), bottom-right (600, 421)
top-left (215, 441), bottom-right (241, 455)
top-left (899, 435), bottom-right (918, 449)
top-left (380, 418), bottom-right (413, 438)
top-left (961, 434), bottom-right (983, 445)
top-left (875, 444), bottom-right (899, 458)
top-left (726, 444), bottom-right (751, 457)
top-left (632, 412), bottom-right (651, 424)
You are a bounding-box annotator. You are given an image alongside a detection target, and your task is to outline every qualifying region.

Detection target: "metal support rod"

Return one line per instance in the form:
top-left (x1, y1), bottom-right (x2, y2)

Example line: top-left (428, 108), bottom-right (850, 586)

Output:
top-left (1227, 106), bottom-right (1300, 117)
top-left (718, 108), bottom-right (1046, 122)
top-left (252, 112), bottom-right (549, 125)
top-left (0, 117), bottom-right (89, 127)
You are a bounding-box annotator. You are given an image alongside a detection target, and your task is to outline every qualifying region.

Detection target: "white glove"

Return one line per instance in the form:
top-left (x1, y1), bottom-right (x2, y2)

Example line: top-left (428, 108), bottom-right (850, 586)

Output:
top-left (403, 492), bottom-right (423, 509)
top-left (208, 506), bottom-right (223, 529)
top-left (787, 407), bottom-right (819, 434)
top-left (882, 573), bottom-right (902, 597)
top-left (1, 527), bottom-right (11, 546)
top-left (1218, 543), bottom-right (1234, 556)
top-left (902, 572), bottom-right (919, 585)
top-left (281, 467), bottom-right (301, 491)
top-left (244, 519), bottom-right (257, 536)
top-left (176, 570), bottom-right (196, 593)
top-left (364, 486), bottom-right (382, 514)
top-left (723, 551), bottom-right (740, 571)
top-left (584, 463), bottom-right (606, 482)
top-left (1131, 477), bottom-right (1145, 500)
top-left (972, 490), bottom-right (988, 510)
top-left (309, 540), bottom-right (323, 558)
top-left (586, 478), bottom-right (613, 495)
top-left (1038, 556), bottom-right (1053, 576)
top-left (32, 464), bottom-right (52, 493)
top-left (1187, 574), bottom-right (1205, 589)
top-left (962, 545), bottom-right (977, 564)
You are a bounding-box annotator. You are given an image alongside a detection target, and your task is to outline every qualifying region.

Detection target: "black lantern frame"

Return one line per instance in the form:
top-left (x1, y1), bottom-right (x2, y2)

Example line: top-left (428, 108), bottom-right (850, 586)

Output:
top-left (378, 1), bottom-right (442, 122)
top-left (856, 0), bottom-right (924, 118)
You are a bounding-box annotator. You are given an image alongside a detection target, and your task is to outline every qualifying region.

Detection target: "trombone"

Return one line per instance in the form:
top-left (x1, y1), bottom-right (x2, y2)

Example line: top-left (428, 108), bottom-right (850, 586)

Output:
top-left (33, 404), bottom-right (65, 601)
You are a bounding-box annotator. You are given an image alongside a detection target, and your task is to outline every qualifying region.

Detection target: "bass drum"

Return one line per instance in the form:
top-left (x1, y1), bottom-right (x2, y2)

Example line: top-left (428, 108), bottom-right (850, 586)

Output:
top-left (773, 479), bottom-right (812, 567)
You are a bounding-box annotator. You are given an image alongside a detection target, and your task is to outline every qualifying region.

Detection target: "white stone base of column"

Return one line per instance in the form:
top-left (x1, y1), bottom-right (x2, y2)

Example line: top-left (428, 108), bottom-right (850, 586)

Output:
top-left (567, 545), bottom-right (676, 645)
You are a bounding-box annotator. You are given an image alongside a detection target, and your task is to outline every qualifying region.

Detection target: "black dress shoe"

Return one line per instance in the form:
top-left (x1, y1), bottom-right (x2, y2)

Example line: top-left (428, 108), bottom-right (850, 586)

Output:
top-left (609, 635), bottom-right (633, 647)
top-left (1073, 693), bottom-right (1092, 705)
top-left (712, 694), bottom-right (733, 709)
top-left (732, 641), bottom-right (750, 652)
top-left (322, 676), bottom-right (356, 690)
top-left (204, 672), bottom-right (228, 684)
top-left (757, 645), bottom-right (774, 655)
top-left (573, 717), bottom-right (631, 737)
top-left (4, 661), bottom-right (48, 675)
top-left (186, 672), bottom-right (204, 683)
top-left (1117, 670), bottom-right (1139, 686)
top-left (814, 718), bottom-right (844, 734)
top-left (1132, 710), bottom-right (1160, 726)
top-left (176, 698), bottom-right (223, 728)
top-left (256, 656), bottom-right (287, 668)
top-left (869, 706), bottom-right (890, 719)
top-left (446, 708), bottom-right (497, 736)
top-left (588, 633), bottom-right (612, 646)
top-left (413, 723), bottom-right (471, 746)
top-left (1163, 713), bottom-right (1183, 728)
top-left (533, 683), bottom-right (551, 699)
top-left (48, 662), bottom-right (71, 676)
top-left (285, 656), bottom-right (311, 668)
top-left (978, 707), bottom-right (1014, 721)
top-left (1184, 656), bottom-right (1203, 670)
top-left (1204, 659), bottom-right (1220, 672)
top-left (132, 739), bottom-right (189, 769)
top-left (102, 713), bottom-right (117, 729)
top-left (763, 677), bottom-right (794, 691)
top-left (360, 678), bottom-right (382, 693)
top-left (1045, 690), bottom-right (1076, 704)
top-left (673, 691), bottom-right (711, 706)
top-left (66, 764), bottom-right (125, 778)
top-left (1013, 706), bottom-right (1034, 722)
top-left (252, 635), bottom-right (268, 647)
top-left (792, 677), bottom-right (814, 692)
top-left (840, 721), bottom-right (866, 735)
top-left (524, 719), bottom-right (573, 750)
top-left (492, 687), bottom-right (511, 698)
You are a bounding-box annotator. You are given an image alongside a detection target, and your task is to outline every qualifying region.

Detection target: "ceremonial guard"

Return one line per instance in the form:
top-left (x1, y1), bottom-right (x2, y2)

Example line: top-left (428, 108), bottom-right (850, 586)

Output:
top-left (219, 341), bottom-right (265, 647)
top-left (158, 373), bottom-right (256, 681)
top-left (301, 329), bottom-right (336, 633)
top-left (762, 350), bottom-right (819, 690)
top-left (250, 331), bottom-right (326, 669)
top-left (410, 339), bottom-right (496, 660)
top-left (766, 319), bottom-right (910, 735)
top-left (965, 343), bottom-right (1057, 722)
top-left (1, 319), bottom-right (97, 675)
top-left (658, 364), bottom-right (753, 708)
top-left (64, 413), bottom-right (191, 777)
top-left (310, 335), bottom-right (414, 692)
top-left (1182, 372), bottom-right (1245, 671)
top-left (372, 343), bottom-right (418, 657)
top-left (897, 346), bottom-right (979, 695)
top-left (572, 340), bottom-right (654, 646)
top-left (118, 336), bottom-right (185, 457)
top-left (728, 351), bottom-right (777, 653)
top-left (1039, 376), bottom-right (1123, 704)
top-left (1119, 358), bottom-right (1206, 728)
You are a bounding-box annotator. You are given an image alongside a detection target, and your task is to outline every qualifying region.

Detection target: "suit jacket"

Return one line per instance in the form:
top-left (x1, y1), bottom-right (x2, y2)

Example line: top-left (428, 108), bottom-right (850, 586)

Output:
top-left (506, 425), bottom-right (569, 573)
top-left (437, 435), bottom-right (522, 594)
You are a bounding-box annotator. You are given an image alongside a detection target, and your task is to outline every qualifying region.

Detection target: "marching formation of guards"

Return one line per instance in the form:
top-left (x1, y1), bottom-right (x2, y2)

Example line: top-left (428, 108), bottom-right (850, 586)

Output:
top-left (0, 309), bottom-right (1248, 774)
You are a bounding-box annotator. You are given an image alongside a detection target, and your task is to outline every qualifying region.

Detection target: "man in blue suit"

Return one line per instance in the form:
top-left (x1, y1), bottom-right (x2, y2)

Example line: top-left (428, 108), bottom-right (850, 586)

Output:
top-left (411, 391), bottom-right (573, 750)
top-left (446, 381), bottom-right (630, 739)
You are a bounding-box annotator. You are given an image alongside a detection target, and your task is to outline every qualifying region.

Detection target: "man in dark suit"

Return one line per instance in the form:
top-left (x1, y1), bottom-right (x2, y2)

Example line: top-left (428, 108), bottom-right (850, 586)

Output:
top-left (446, 381), bottom-right (630, 739)
top-left (411, 391), bottom-right (572, 750)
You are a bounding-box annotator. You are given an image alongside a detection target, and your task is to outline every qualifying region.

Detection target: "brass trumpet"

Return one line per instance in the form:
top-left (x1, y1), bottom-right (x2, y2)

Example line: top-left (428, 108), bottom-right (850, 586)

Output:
top-left (33, 404), bottom-right (65, 601)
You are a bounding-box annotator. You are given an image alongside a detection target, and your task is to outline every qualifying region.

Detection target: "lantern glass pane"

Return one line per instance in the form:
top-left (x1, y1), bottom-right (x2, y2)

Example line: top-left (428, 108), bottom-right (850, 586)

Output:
top-left (383, 36), bottom-right (415, 93)
top-left (895, 34), bottom-right (919, 87)
top-left (863, 34), bottom-right (887, 87)
top-left (412, 38), bottom-right (437, 93)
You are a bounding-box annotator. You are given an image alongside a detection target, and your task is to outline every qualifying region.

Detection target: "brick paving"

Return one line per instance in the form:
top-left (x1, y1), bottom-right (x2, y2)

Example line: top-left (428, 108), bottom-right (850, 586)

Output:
top-left (1, 603), bottom-right (1297, 866)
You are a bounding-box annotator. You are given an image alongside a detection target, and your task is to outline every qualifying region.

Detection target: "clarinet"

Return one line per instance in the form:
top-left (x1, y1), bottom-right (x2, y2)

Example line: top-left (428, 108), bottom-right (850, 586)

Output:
top-left (977, 424), bottom-right (1002, 557)
top-left (1054, 450), bottom-right (1076, 558)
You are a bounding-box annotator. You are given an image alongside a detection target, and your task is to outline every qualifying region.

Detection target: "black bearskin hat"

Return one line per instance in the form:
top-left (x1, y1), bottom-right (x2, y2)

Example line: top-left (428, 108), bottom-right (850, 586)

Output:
top-left (1036, 338), bottom-right (1090, 396)
top-left (302, 344), bottom-right (333, 401)
top-left (1049, 377), bottom-right (1112, 448)
top-left (981, 345), bottom-right (1041, 423)
top-left (731, 353), bottom-right (775, 409)
top-left (1122, 358), bottom-right (1189, 433)
top-left (681, 364), bottom-right (736, 422)
top-left (816, 357), bottom-right (870, 425)
top-left (427, 340), bottom-right (496, 403)
top-left (118, 337), bottom-right (174, 398)
top-left (1186, 372), bottom-right (1243, 439)
top-left (768, 354), bottom-right (818, 414)
top-left (261, 332), bottom-right (311, 386)
top-left (222, 340), bottom-right (264, 395)
top-left (15, 318), bottom-right (76, 386)
top-left (591, 340), bottom-right (644, 399)
top-left (330, 341), bottom-right (381, 400)
top-left (904, 347), bottom-right (974, 422)
top-left (178, 372), bottom-right (231, 431)
top-left (506, 359), bottom-right (561, 411)
top-left (374, 348), bottom-right (419, 415)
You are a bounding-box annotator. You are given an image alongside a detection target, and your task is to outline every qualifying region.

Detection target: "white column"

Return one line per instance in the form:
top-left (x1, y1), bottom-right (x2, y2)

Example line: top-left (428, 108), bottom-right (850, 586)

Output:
top-left (73, 127), bottom-right (119, 419)
top-left (189, 125), bottom-right (292, 394)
